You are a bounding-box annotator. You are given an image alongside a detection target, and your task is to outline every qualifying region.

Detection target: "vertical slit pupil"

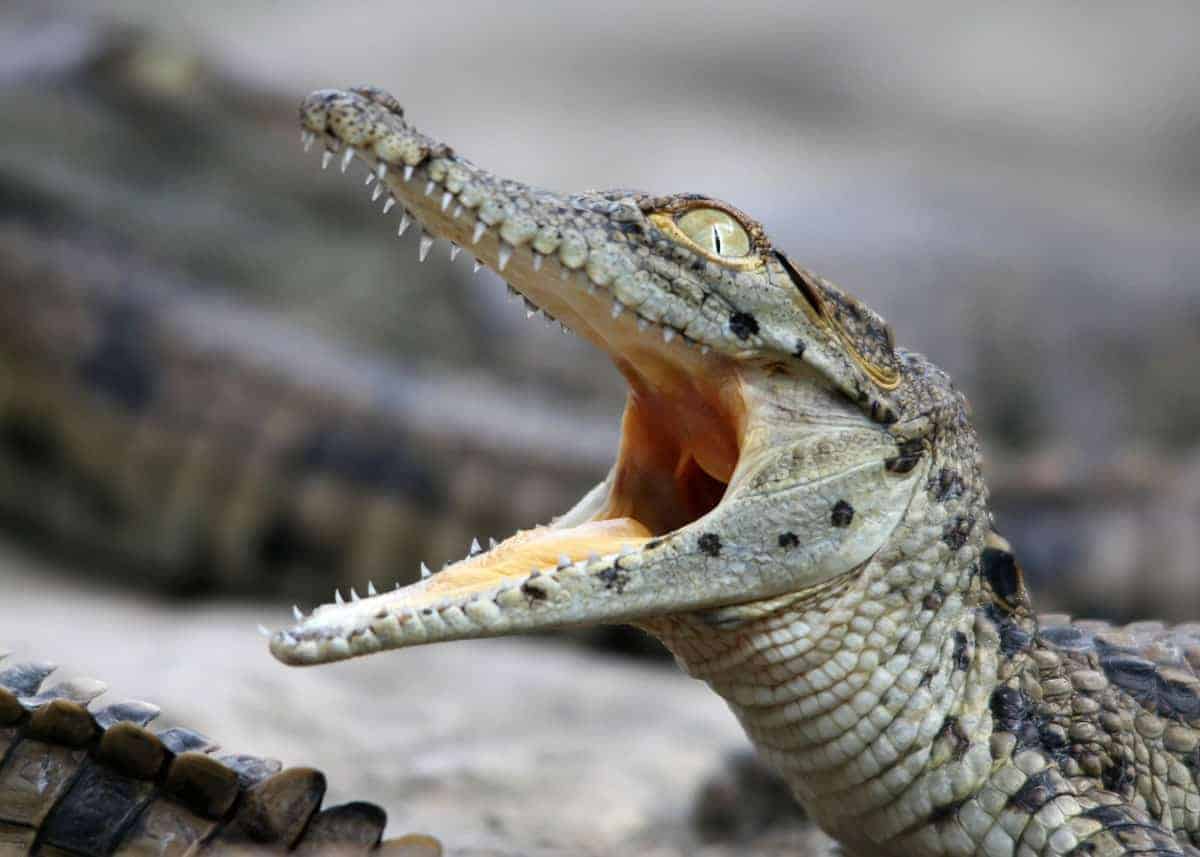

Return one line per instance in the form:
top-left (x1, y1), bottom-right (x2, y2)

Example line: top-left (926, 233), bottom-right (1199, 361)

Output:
top-left (711, 225), bottom-right (722, 254)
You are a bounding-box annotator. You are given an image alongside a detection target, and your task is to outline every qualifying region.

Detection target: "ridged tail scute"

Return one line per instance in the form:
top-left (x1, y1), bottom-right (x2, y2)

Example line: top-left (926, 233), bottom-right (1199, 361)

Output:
top-left (0, 650), bottom-right (441, 855)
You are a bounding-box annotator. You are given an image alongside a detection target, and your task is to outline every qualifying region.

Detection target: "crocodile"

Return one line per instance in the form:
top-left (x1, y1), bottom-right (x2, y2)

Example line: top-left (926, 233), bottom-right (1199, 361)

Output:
top-left (0, 650), bottom-right (440, 855)
top-left (0, 227), bottom-right (609, 598)
top-left (252, 86), bottom-right (1200, 857)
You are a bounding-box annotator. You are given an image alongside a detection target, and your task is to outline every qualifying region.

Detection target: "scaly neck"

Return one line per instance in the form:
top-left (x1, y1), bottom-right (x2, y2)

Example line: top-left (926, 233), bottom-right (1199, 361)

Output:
top-left (642, 484), bottom-right (1004, 851)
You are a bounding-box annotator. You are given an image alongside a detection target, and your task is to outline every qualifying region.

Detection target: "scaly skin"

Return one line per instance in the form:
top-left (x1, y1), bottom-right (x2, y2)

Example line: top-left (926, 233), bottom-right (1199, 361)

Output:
top-left (0, 650), bottom-right (440, 855)
top-left (268, 87), bottom-right (1200, 857)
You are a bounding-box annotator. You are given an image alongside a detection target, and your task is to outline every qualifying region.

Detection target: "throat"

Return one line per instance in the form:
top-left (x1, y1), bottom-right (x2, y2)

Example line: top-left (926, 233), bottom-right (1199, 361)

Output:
top-left (638, 525), bottom-right (996, 847)
top-left (599, 366), bottom-right (744, 536)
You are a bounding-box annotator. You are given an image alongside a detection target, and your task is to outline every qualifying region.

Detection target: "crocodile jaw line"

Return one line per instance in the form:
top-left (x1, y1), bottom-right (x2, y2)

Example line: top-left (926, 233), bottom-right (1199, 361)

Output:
top-left (271, 89), bottom-right (899, 666)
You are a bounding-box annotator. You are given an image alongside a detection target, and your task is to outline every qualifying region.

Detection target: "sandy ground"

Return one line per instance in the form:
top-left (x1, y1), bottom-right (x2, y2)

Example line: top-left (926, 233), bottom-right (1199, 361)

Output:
top-left (0, 538), bottom-right (831, 855)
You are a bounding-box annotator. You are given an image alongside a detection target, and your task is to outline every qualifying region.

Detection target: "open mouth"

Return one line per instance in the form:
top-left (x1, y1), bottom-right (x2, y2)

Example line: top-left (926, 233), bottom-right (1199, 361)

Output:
top-left (263, 88), bottom-right (761, 663)
top-left (268, 87), bottom-right (928, 666)
top-left (328, 103), bottom-right (744, 571)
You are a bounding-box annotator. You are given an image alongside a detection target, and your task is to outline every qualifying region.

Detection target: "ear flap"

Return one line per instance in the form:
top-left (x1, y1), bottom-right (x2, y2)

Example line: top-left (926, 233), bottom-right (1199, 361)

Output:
top-left (775, 251), bottom-right (901, 391)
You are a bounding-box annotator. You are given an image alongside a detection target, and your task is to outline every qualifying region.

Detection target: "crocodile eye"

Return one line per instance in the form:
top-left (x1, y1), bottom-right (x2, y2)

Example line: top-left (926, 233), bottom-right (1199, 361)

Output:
top-left (675, 208), bottom-right (751, 258)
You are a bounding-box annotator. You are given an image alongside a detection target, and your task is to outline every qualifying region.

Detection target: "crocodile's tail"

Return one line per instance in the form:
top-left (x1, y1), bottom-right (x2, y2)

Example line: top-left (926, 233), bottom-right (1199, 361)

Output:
top-left (0, 650), bottom-right (440, 855)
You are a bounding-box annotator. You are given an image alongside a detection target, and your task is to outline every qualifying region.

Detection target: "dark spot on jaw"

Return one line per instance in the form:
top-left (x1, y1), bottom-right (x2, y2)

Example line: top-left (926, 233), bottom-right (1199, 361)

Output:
top-left (953, 631), bottom-right (970, 671)
top-left (1007, 768), bottom-right (1057, 813)
top-left (793, 341), bottom-right (806, 359)
top-left (830, 500), bottom-right (854, 528)
top-left (596, 565), bottom-right (629, 593)
top-left (520, 579), bottom-right (548, 601)
top-left (729, 312), bottom-right (759, 341)
top-left (778, 532), bottom-right (799, 549)
top-left (698, 533), bottom-right (722, 557)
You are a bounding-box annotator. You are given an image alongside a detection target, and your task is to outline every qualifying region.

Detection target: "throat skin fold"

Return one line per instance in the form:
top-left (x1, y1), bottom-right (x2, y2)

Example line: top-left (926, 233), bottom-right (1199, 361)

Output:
top-left (273, 86), bottom-right (1200, 856)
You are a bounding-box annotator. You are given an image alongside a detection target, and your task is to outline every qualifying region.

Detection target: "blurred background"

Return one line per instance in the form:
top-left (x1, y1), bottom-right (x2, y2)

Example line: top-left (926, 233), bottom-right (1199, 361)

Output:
top-left (1, 2), bottom-right (1198, 854)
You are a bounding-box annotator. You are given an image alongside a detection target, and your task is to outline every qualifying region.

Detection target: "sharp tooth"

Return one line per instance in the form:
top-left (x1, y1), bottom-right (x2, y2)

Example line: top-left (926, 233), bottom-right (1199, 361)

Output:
top-left (302, 131), bottom-right (315, 151)
top-left (321, 150), bottom-right (333, 170)
top-left (449, 242), bottom-right (462, 261)
top-left (662, 328), bottom-right (676, 343)
top-left (452, 204), bottom-right (464, 219)
top-left (364, 172), bottom-right (375, 186)
top-left (441, 191), bottom-right (453, 212)
top-left (489, 537), bottom-right (499, 550)
top-left (367, 580), bottom-right (378, 596)
top-left (611, 301), bottom-right (623, 319)
top-left (472, 221), bottom-right (486, 244)
top-left (397, 212), bottom-right (412, 237)
top-left (420, 562), bottom-right (432, 580)
top-left (335, 589), bottom-right (345, 605)
top-left (637, 318), bottom-right (649, 332)
top-left (559, 322), bottom-right (571, 334)
top-left (375, 162), bottom-right (387, 180)
top-left (340, 146), bottom-right (356, 172)
top-left (418, 232), bottom-right (434, 262)
top-left (292, 605), bottom-right (304, 621)
top-left (470, 538), bottom-right (483, 556)
top-left (532, 252), bottom-right (544, 272)
top-left (557, 555), bottom-right (572, 569)
top-left (383, 197), bottom-right (396, 214)
top-left (371, 182), bottom-right (384, 201)
top-left (497, 243), bottom-right (513, 271)
top-left (350, 587), bottom-right (361, 602)
top-left (524, 298), bottom-right (538, 319)
top-left (424, 180), bottom-right (436, 196)
top-left (257, 624), bottom-right (271, 637)
top-left (473, 259), bottom-right (483, 273)
top-left (403, 164), bottom-right (414, 182)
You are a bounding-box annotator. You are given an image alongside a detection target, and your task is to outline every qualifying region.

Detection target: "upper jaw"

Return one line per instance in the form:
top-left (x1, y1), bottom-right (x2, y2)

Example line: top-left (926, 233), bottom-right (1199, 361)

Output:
top-left (299, 87), bottom-right (715, 360)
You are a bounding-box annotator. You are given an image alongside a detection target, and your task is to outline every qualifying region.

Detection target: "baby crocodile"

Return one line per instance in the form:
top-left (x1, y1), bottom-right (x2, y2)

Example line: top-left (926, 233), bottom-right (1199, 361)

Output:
top-left (268, 86), bottom-right (1200, 857)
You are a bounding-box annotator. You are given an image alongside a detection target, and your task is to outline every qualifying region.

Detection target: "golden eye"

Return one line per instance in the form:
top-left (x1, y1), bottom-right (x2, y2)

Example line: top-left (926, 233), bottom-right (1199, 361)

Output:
top-left (647, 204), bottom-right (763, 271)
top-left (675, 208), bottom-right (751, 258)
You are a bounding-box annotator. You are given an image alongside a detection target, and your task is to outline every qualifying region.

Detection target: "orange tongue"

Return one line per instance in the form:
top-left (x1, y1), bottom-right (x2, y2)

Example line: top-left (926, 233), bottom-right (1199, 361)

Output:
top-left (422, 518), bottom-right (652, 600)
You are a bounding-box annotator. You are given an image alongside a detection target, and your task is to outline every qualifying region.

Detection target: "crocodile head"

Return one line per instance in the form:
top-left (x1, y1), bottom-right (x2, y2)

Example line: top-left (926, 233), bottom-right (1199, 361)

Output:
top-left (271, 86), bottom-right (948, 666)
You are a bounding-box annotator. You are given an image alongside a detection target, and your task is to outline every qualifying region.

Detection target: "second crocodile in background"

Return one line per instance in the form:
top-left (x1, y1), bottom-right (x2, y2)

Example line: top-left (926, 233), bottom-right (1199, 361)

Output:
top-left (271, 87), bottom-right (1200, 856)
